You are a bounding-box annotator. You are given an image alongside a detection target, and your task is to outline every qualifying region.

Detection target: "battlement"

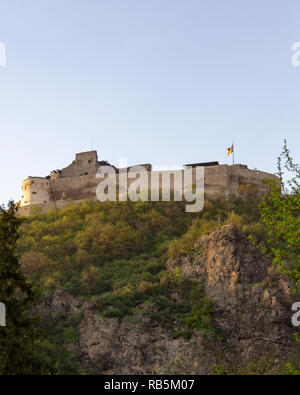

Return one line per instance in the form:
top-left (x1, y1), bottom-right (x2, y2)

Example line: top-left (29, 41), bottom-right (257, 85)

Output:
top-left (18, 150), bottom-right (280, 216)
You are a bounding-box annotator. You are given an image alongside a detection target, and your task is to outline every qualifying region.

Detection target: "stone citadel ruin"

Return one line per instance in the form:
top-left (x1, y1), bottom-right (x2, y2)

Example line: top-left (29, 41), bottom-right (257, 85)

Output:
top-left (18, 150), bottom-right (279, 216)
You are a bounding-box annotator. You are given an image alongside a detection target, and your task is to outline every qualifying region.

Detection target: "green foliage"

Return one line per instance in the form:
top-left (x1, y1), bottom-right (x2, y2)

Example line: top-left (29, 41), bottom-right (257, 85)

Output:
top-left (66, 310), bottom-right (83, 327)
top-left (63, 327), bottom-right (78, 343)
top-left (151, 269), bottom-right (215, 333)
top-left (280, 361), bottom-right (300, 375)
top-left (15, 194), bottom-right (269, 347)
top-left (258, 141), bottom-right (300, 289)
top-left (211, 354), bottom-right (300, 375)
top-left (167, 196), bottom-right (266, 259)
top-left (0, 202), bottom-right (54, 374)
top-left (17, 200), bottom-right (191, 294)
top-left (34, 340), bottom-right (81, 375)
top-left (168, 218), bottom-right (217, 258)
top-left (182, 289), bottom-right (213, 331)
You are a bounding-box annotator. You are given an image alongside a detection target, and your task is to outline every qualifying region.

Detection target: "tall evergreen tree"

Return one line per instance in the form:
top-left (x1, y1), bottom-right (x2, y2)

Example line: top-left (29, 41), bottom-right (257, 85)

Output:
top-left (0, 201), bottom-right (53, 374)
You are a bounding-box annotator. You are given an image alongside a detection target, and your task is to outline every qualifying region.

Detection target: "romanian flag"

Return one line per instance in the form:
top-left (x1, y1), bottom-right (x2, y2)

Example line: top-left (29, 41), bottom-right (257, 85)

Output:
top-left (227, 145), bottom-right (233, 156)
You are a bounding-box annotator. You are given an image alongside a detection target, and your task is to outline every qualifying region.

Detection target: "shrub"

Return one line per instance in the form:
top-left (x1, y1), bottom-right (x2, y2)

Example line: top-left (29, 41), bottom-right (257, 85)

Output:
top-left (63, 327), bottom-right (78, 344)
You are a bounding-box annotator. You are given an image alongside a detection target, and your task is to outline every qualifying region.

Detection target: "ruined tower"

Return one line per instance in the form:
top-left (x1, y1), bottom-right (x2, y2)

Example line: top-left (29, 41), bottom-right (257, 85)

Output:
top-left (21, 177), bottom-right (50, 207)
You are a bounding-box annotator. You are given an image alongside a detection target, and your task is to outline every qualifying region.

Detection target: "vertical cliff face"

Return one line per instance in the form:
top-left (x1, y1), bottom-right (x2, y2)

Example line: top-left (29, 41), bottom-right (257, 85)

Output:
top-left (37, 225), bottom-right (298, 374)
top-left (167, 225), bottom-right (298, 363)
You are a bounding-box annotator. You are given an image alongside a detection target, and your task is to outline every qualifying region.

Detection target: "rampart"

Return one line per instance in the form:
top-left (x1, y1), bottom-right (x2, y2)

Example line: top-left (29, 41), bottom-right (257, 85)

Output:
top-left (18, 151), bottom-right (279, 216)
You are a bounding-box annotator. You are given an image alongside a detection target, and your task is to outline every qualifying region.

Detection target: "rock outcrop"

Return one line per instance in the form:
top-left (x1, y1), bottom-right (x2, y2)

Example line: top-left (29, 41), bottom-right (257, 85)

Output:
top-left (37, 225), bottom-right (299, 374)
top-left (167, 225), bottom-right (298, 364)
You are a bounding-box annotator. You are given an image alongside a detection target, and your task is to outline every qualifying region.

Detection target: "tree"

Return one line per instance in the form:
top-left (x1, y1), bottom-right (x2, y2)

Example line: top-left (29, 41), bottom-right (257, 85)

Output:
top-left (258, 141), bottom-right (300, 290)
top-left (0, 201), bottom-right (54, 374)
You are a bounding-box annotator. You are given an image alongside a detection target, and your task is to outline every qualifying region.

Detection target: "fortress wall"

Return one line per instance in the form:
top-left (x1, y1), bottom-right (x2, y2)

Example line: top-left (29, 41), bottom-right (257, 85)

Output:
top-left (21, 177), bottom-right (50, 206)
top-left (231, 166), bottom-right (279, 195)
top-left (50, 168), bottom-right (206, 202)
top-left (59, 151), bottom-right (99, 178)
top-left (50, 165), bottom-right (274, 204)
top-left (50, 173), bottom-right (99, 201)
top-left (51, 198), bottom-right (95, 210)
top-left (18, 202), bottom-right (50, 216)
top-left (18, 199), bottom-right (91, 216)
top-left (19, 159), bottom-right (280, 217)
top-left (60, 161), bottom-right (99, 179)
top-left (121, 168), bottom-right (205, 199)
top-left (203, 165), bottom-right (229, 198)
top-left (203, 165), bottom-right (279, 198)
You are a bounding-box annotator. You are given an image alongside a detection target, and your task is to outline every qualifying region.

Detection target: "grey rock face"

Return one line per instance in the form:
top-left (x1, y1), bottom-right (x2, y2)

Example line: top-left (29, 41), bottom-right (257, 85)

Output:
top-left (37, 225), bottom-right (299, 374)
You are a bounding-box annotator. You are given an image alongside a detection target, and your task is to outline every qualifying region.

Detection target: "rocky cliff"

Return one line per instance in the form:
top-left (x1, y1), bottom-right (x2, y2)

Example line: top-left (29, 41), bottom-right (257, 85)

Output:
top-left (37, 225), bottom-right (299, 374)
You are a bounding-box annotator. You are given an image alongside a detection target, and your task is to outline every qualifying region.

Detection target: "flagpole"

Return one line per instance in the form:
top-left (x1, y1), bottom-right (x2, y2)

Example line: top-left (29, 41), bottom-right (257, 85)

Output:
top-left (232, 141), bottom-right (234, 165)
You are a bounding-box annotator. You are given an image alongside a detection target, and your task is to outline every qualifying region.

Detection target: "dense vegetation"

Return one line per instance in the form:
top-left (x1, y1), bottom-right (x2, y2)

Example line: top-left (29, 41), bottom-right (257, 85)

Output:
top-left (258, 140), bottom-right (300, 290)
top-left (10, 192), bottom-right (265, 373)
top-left (0, 203), bottom-right (54, 374)
top-left (17, 197), bottom-right (263, 314)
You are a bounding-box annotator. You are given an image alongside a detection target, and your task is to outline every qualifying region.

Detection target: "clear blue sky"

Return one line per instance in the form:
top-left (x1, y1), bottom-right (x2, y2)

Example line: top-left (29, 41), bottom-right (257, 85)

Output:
top-left (1, 0), bottom-right (300, 205)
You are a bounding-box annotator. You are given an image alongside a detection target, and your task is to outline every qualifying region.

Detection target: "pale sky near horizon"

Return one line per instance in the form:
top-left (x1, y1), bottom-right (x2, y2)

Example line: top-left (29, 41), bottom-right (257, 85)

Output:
top-left (0, 0), bottom-right (300, 205)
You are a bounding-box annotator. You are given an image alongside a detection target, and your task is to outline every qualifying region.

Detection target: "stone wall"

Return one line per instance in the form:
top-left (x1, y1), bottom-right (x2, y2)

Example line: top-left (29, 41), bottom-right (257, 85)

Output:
top-left (59, 151), bottom-right (99, 178)
top-left (233, 165), bottom-right (278, 195)
top-left (21, 177), bottom-right (50, 207)
top-left (204, 165), bottom-right (229, 198)
top-left (49, 164), bottom-right (277, 204)
top-left (18, 202), bottom-right (50, 216)
top-left (49, 173), bottom-right (99, 202)
top-left (19, 154), bottom-right (280, 217)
